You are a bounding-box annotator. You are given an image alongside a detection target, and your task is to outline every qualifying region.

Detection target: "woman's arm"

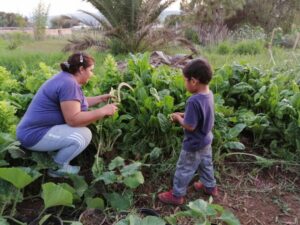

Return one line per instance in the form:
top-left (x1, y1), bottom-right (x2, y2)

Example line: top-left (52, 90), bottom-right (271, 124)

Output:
top-left (61, 100), bottom-right (117, 127)
top-left (86, 94), bottom-right (113, 107)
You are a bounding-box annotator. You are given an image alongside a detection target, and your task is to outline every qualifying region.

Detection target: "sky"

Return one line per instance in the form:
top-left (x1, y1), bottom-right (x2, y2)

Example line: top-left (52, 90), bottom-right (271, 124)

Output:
top-left (0, 0), bottom-right (180, 18)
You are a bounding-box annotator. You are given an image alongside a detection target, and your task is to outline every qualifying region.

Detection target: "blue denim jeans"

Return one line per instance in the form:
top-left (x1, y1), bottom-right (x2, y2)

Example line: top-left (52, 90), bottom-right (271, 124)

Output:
top-left (28, 124), bottom-right (92, 166)
top-left (173, 145), bottom-right (216, 197)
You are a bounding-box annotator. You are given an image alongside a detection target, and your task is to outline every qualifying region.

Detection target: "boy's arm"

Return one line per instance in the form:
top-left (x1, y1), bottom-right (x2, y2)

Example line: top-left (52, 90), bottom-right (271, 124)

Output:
top-left (171, 113), bottom-right (195, 132)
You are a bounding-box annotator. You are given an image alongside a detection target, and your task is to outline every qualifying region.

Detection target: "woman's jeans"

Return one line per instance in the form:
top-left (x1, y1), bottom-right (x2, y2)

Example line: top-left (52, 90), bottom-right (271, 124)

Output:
top-left (28, 124), bottom-right (92, 166)
top-left (173, 145), bottom-right (216, 197)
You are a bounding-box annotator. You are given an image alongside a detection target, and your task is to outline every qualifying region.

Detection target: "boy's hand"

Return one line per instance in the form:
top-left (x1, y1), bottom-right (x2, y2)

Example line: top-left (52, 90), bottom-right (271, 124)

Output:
top-left (171, 112), bottom-right (184, 123)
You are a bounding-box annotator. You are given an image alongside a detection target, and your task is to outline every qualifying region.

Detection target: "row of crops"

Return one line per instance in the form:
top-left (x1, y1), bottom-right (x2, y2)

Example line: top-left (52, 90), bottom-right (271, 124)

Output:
top-left (0, 53), bottom-right (299, 224)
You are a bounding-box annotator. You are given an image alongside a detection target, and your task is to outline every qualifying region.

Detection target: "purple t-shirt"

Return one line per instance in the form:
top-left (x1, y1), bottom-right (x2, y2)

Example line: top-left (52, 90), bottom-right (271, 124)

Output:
top-left (16, 72), bottom-right (88, 148)
top-left (183, 91), bottom-right (214, 151)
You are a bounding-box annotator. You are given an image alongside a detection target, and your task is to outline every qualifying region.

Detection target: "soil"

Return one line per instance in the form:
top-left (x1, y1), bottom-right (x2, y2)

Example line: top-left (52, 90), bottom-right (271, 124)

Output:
top-left (135, 164), bottom-right (300, 225)
top-left (9, 159), bottom-right (300, 225)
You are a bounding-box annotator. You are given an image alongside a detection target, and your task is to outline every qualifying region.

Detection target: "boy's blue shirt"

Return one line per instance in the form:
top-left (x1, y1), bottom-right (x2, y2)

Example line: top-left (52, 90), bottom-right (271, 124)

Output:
top-left (183, 91), bottom-right (214, 151)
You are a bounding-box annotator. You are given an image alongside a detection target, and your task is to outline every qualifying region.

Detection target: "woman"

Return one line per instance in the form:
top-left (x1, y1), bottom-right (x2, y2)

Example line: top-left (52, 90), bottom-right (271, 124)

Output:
top-left (16, 52), bottom-right (118, 177)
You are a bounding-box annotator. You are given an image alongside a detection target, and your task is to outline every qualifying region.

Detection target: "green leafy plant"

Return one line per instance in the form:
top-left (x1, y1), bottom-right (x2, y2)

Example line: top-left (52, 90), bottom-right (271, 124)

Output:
top-left (165, 198), bottom-right (241, 225)
top-left (116, 214), bottom-right (166, 225)
top-left (92, 156), bottom-right (144, 211)
top-left (0, 167), bottom-right (41, 220)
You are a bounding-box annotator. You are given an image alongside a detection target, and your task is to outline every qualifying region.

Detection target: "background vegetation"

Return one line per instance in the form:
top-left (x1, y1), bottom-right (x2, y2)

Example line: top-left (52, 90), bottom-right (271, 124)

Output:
top-left (0, 0), bottom-right (299, 224)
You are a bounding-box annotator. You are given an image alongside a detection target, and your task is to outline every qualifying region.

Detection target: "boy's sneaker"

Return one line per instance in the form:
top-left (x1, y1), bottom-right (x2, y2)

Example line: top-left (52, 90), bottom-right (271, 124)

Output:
top-left (158, 190), bottom-right (184, 205)
top-left (48, 164), bottom-right (80, 178)
top-left (193, 181), bottom-right (218, 197)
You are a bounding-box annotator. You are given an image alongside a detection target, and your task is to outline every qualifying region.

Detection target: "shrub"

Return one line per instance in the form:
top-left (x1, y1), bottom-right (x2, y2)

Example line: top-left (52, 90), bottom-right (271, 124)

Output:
top-left (233, 40), bottom-right (263, 55)
top-left (3, 32), bottom-right (30, 50)
top-left (217, 42), bottom-right (231, 55)
top-left (184, 28), bottom-right (199, 44)
top-left (232, 25), bottom-right (266, 41)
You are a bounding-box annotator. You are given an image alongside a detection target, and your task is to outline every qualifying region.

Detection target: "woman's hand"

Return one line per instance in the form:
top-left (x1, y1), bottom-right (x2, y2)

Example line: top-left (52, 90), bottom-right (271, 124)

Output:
top-left (99, 94), bottom-right (115, 102)
top-left (101, 103), bottom-right (118, 116)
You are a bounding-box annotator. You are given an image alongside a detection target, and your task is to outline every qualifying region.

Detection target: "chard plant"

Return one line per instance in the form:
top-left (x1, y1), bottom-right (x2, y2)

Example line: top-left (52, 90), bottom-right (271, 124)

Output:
top-left (0, 167), bottom-right (41, 223)
top-left (115, 214), bottom-right (166, 225)
top-left (165, 198), bottom-right (241, 225)
top-left (92, 156), bottom-right (144, 211)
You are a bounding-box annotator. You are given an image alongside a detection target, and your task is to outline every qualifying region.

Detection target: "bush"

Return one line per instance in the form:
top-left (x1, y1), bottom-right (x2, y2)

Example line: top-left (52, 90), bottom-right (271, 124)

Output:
top-left (217, 42), bottom-right (231, 55)
top-left (109, 38), bottom-right (128, 55)
top-left (232, 25), bottom-right (266, 41)
top-left (3, 32), bottom-right (31, 50)
top-left (184, 28), bottom-right (199, 44)
top-left (233, 40), bottom-right (263, 55)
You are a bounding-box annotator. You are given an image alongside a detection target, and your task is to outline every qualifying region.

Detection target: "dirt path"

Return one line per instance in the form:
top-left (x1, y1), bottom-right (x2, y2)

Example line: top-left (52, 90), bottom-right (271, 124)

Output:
top-left (136, 165), bottom-right (300, 225)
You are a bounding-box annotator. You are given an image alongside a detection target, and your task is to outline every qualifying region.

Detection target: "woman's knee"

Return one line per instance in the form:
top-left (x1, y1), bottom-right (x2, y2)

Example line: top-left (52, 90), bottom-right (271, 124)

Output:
top-left (82, 127), bottom-right (92, 145)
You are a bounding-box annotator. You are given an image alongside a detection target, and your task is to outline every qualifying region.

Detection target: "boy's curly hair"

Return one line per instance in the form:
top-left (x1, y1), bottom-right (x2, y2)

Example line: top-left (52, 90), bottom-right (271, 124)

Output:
top-left (182, 58), bottom-right (213, 84)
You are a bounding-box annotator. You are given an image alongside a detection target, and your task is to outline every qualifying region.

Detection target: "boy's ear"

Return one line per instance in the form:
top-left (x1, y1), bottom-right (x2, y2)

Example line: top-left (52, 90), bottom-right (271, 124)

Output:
top-left (191, 77), bottom-right (198, 85)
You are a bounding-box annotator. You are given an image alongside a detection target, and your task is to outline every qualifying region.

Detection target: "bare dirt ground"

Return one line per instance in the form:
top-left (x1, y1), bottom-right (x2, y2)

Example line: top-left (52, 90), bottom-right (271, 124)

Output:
top-left (135, 165), bottom-right (300, 225)
top-left (13, 156), bottom-right (300, 225)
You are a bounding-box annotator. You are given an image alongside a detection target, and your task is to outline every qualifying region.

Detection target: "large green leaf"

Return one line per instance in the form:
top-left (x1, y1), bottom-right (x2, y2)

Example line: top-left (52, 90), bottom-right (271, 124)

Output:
top-left (226, 124), bottom-right (246, 139)
top-left (128, 214), bottom-right (142, 225)
top-left (109, 156), bottom-right (125, 170)
top-left (97, 171), bottom-right (118, 184)
top-left (0, 217), bottom-right (9, 225)
top-left (123, 171), bottom-right (144, 189)
top-left (141, 216), bottom-right (166, 225)
top-left (86, 197), bottom-right (105, 210)
top-left (224, 142), bottom-right (245, 150)
top-left (70, 175), bottom-right (88, 197)
top-left (105, 192), bottom-right (132, 211)
top-left (42, 182), bottom-right (73, 209)
top-left (0, 167), bottom-right (41, 189)
top-left (157, 113), bottom-right (171, 132)
top-left (188, 199), bottom-right (217, 217)
top-left (219, 210), bottom-right (241, 225)
top-left (120, 162), bottom-right (142, 177)
top-left (31, 152), bottom-right (57, 170)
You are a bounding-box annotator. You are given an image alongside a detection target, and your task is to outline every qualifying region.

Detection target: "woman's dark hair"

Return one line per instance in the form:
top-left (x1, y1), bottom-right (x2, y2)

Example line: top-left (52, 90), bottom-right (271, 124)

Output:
top-left (60, 52), bottom-right (95, 74)
top-left (182, 58), bottom-right (213, 84)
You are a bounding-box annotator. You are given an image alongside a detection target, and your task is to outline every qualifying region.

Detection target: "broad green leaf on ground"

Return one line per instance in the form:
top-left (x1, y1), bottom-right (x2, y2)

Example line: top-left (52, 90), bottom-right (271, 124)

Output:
top-left (0, 217), bottom-right (9, 225)
top-left (86, 197), bottom-right (105, 210)
top-left (141, 216), bottom-right (166, 225)
top-left (31, 152), bottom-right (57, 170)
top-left (70, 175), bottom-right (88, 197)
top-left (129, 214), bottom-right (142, 225)
top-left (104, 192), bottom-right (132, 211)
top-left (109, 156), bottom-right (125, 170)
top-left (120, 162), bottom-right (142, 177)
top-left (123, 171), bottom-right (144, 189)
top-left (96, 171), bottom-right (118, 184)
top-left (188, 199), bottom-right (217, 217)
top-left (219, 210), bottom-right (241, 225)
top-left (42, 182), bottom-right (73, 209)
top-left (0, 167), bottom-right (41, 189)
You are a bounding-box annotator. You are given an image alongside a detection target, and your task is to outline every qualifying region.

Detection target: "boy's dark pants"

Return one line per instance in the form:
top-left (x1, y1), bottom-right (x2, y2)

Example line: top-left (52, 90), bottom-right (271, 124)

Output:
top-left (173, 144), bottom-right (216, 197)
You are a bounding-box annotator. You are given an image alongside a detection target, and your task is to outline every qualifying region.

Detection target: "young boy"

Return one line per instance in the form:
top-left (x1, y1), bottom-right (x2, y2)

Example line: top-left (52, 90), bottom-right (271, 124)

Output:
top-left (158, 58), bottom-right (217, 205)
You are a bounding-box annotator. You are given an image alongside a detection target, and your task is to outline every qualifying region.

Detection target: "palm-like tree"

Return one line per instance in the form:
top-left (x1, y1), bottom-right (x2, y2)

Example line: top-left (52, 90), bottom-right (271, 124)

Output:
top-left (64, 0), bottom-right (176, 53)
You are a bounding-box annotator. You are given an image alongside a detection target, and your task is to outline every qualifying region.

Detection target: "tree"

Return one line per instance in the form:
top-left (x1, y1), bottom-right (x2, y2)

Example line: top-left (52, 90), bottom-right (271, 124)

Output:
top-left (64, 0), bottom-right (176, 53)
top-left (32, 1), bottom-right (49, 40)
top-left (0, 12), bottom-right (28, 27)
top-left (180, 0), bottom-right (245, 45)
top-left (50, 15), bottom-right (80, 29)
top-left (225, 0), bottom-right (300, 33)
